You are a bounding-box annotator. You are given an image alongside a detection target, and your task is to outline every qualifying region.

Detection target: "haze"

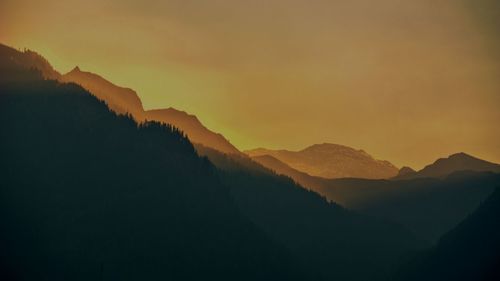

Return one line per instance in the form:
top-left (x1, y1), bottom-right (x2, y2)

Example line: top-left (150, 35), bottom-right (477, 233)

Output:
top-left (2, 0), bottom-right (499, 169)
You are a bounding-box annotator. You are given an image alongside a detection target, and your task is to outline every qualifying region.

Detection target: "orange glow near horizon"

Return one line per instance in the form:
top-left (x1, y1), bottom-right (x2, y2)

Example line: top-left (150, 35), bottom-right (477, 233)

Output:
top-left (1, 0), bottom-right (499, 169)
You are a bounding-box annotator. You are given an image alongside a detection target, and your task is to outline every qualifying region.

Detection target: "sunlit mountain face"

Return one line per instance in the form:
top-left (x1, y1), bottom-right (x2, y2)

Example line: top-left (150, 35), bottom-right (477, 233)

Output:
top-left (1, 1), bottom-right (500, 281)
top-left (246, 143), bottom-right (399, 179)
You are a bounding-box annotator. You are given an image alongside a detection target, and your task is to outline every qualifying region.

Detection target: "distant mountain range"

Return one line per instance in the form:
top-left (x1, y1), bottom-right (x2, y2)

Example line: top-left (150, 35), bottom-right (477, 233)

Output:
top-left (394, 152), bottom-right (500, 180)
top-left (247, 152), bottom-right (500, 242)
top-left (0, 43), bottom-right (240, 155)
top-left (246, 143), bottom-right (399, 179)
top-left (247, 144), bottom-right (500, 182)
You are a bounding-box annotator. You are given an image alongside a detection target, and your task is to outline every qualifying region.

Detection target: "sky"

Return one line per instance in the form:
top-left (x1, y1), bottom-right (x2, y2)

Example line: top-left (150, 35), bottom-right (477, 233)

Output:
top-left (1, 0), bottom-right (499, 169)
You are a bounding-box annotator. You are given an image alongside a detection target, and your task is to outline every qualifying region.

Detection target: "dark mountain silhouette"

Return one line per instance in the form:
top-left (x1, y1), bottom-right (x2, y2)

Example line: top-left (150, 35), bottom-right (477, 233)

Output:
top-left (196, 145), bottom-right (425, 281)
top-left (397, 166), bottom-right (417, 177)
top-left (252, 154), bottom-right (307, 176)
top-left (0, 43), bottom-right (240, 155)
top-left (248, 150), bottom-right (500, 243)
top-left (320, 172), bottom-right (500, 242)
top-left (246, 143), bottom-right (399, 179)
top-left (393, 187), bottom-right (500, 281)
top-left (0, 43), bottom-right (60, 80)
top-left (395, 152), bottom-right (500, 180)
top-left (61, 66), bottom-right (241, 155)
top-left (146, 109), bottom-right (241, 155)
top-left (0, 74), bottom-right (304, 280)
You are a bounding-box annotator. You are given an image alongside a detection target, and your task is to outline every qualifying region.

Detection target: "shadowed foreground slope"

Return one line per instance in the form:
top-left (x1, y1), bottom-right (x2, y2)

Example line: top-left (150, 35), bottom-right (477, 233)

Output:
top-left (321, 173), bottom-right (500, 243)
top-left (393, 187), bottom-right (500, 281)
top-left (196, 145), bottom-right (425, 281)
top-left (0, 79), bottom-right (303, 281)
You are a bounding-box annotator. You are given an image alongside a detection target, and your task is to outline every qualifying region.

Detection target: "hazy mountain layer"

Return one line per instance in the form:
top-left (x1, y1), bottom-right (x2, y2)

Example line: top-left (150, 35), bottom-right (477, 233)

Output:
top-left (146, 109), bottom-right (241, 155)
top-left (0, 43), bottom-right (240, 155)
top-left (197, 145), bottom-right (425, 281)
top-left (323, 172), bottom-right (500, 242)
top-left (249, 154), bottom-right (500, 242)
top-left (61, 66), bottom-right (145, 119)
top-left (394, 152), bottom-right (500, 180)
top-left (246, 143), bottom-right (399, 179)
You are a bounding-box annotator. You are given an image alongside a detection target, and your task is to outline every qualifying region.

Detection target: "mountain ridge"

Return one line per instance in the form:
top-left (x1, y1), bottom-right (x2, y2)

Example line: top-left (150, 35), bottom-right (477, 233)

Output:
top-left (395, 152), bottom-right (500, 180)
top-left (246, 143), bottom-right (399, 179)
top-left (195, 144), bottom-right (426, 281)
top-left (1, 52), bottom-right (424, 281)
top-left (62, 66), bottom-right (241, 155)
top-left (0, 43), bottom-right (241, 156)
top-left (61, 66), bottom-right (145, 118)
top-left (248, 153), bottom-right (500, 243)
top-left (145, 108), bottom-right (241, 155)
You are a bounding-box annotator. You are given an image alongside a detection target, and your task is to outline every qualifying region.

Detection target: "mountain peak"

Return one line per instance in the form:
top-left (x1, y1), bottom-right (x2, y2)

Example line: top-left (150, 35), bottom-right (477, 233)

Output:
top-left (163, 107), bottom-right (200, 122)
top-left (304, 143), bottom-right (349, 150)
top-left (246, 143), bottom-right (398, 179)
top-left (433, 152), bottom-right (488, 166)
top-left (67, 66), bottom-right (82, 74)
top-left (447, 152), bottom-right (475, 160)
top-left (61, 66), bottom-right (145, 119)
top-left (397, 166), bottom-right (416, 177)
top-left (399, 152), bottom-right (500, 180)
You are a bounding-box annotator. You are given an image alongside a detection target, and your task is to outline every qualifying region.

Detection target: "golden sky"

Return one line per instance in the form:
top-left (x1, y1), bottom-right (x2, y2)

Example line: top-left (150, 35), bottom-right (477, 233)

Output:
top-left (1, 0), bottom-right (499, 169)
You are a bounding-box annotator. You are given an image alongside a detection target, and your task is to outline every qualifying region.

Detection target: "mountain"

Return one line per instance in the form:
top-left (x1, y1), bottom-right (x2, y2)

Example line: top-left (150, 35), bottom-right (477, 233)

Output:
top-left (0, 43), bottom-right (60, 83)
top-left (397, 166), bottom-right (417, 177)
top-left (146, 109), bottom-right (241, 155)
top-left (252, 154), bottom-right (307, 178)
top-left (320, 172), bottom-right (500, 242)
top-left (61, 66), bottom-right (145, 119)
top-left (396, 152), bottom-right (500, 180)
top-left (0, 43), bottom-right (426, 281)
top-left (197, 145), bottom-right (425, 281)
top-left (4, 41), bottom-right (498, 280)
top-left (0, 74), bottom-right (304, 280)
top-left (60, 66), bottom-right (241, 155)
top-left (393, 187), bottom-right (500, 281)
top-left (0, 43), bottom-right (240, 155)
top-left (246, 143), bottom-right (399, 179)
top-left (247, 147), bottom-right (500, 242)
top-left (248, 153), bottom-right (500, 243)
top-left (250, 154), bottom-right (326, 189)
